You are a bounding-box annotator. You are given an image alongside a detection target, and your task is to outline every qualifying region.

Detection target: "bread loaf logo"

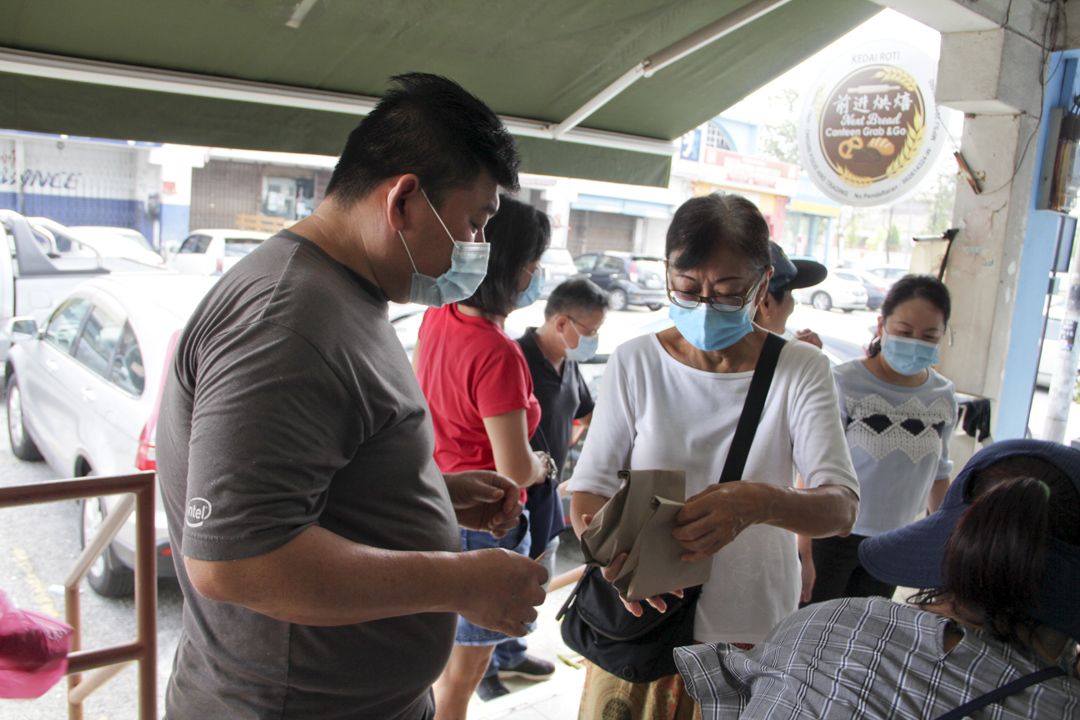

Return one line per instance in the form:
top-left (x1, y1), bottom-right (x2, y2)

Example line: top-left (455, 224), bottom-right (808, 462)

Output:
top-left (818, 65), bottom-right (925, 188)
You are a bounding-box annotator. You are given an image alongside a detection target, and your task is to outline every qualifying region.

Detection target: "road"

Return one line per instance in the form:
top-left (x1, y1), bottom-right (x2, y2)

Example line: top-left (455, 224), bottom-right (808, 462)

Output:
top-left (0, 303), bottom-right (881, 719)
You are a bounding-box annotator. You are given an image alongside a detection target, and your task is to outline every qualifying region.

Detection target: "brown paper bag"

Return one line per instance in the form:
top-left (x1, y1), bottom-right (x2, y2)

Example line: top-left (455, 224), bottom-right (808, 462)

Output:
top-left (580, 469), bottom-right (712, 602)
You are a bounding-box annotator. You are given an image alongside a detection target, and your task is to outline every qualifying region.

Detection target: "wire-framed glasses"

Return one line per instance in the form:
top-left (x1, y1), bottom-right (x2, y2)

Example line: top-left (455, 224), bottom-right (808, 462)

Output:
top-left (667, 273), bottom-right (764, 313)
top-left (566, 315), bottom-right (600, 337)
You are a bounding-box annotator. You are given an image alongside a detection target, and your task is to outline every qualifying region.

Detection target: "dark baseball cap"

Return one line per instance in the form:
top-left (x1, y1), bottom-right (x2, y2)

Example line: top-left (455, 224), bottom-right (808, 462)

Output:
top-left (859, 439), bottom-right (1080, 641)
top-left (768, 242), bottom-right (827, 294)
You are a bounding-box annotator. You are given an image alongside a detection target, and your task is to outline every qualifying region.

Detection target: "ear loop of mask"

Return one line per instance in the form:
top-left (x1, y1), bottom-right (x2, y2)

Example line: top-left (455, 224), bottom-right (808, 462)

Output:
top-left (398, 230), bottom-right (420, 273)
top-left (420, 187), bottom-right (461, 243)
top-left (399, 187), bottom-right (454, 276)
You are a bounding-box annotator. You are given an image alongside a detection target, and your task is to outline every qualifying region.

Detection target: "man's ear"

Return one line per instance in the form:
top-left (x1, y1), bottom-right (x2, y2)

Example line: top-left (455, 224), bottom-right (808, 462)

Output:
top-left (385, 174), bottom-right (422, 233)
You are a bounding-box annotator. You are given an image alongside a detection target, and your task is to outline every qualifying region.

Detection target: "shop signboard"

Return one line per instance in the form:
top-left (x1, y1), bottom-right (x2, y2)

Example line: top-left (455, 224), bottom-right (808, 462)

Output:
top-left (799, 43), bottom-right (943, 206)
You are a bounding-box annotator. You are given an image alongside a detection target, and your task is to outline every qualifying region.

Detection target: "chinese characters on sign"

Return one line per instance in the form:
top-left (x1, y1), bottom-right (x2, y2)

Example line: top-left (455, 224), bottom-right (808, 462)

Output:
top-left (799, 44), bottom-right (943, 206)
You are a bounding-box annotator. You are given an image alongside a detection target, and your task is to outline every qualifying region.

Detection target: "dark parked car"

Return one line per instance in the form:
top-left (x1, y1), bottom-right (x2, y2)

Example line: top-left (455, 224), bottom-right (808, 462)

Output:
top-left (573, 252), bottom-right (667, 311)
top-left (839, 268), bottom-right (888, 311)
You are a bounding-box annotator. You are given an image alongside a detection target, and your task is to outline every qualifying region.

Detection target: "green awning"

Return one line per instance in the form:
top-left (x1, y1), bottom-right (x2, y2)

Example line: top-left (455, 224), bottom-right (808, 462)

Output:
top-left (0, 0), bottom-right (879, 187)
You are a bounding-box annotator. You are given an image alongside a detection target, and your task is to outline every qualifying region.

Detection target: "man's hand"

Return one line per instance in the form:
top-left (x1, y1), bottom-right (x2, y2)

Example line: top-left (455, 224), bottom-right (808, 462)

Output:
top-left (582, 513), bottom-right (684, 618)
top-left (795, 329), bottom-right (822, 348)
top-left (457, 549), bottom-right (548, 636)
top-left (444, 471), bottom-right (522, 538)
top-left (673, 484), bottom-right (764, 562)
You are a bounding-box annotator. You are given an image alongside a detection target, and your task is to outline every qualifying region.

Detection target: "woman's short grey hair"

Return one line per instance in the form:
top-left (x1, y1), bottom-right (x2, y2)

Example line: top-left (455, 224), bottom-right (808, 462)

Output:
top-left (544, 278), bottom-right (609, 320)
top-left (665, 194), bottom-right (771, 274)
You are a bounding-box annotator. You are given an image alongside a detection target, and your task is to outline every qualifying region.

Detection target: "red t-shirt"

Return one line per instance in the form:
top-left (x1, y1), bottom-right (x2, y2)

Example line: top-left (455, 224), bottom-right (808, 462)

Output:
top-left (415, 305), bottom-right (541, 491)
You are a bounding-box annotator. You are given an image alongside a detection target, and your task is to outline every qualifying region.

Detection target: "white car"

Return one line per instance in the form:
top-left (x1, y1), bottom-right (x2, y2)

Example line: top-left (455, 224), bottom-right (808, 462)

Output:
top-left (67, 226), bottom-right (164, 267)
top-left (5, 274), bottom-right (217, 596)
top-left (169, 229), bottom-right (270, 275)
top-left (29, 217), bottom-right (164, 267)
top-left (792, 267), bottom-right (868, 312)
top-left (69, 225), bottom-right (153, 251)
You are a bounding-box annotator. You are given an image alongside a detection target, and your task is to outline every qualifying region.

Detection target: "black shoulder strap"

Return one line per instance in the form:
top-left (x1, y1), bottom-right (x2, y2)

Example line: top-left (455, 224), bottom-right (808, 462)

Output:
top-left (933, 666), bottom-right (1065, 720)
top-left (718, 332), bottom-right (786, 484)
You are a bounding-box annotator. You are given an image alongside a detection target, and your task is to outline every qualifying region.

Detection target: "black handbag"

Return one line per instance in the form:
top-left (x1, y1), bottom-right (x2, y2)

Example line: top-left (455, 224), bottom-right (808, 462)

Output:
top-left (557, 332), bottom-right (786, 683)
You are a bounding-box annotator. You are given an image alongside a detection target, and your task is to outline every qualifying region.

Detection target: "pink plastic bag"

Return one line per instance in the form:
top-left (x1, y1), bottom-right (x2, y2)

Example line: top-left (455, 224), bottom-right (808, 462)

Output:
top-left (0, 590), bottom-right (73, 699)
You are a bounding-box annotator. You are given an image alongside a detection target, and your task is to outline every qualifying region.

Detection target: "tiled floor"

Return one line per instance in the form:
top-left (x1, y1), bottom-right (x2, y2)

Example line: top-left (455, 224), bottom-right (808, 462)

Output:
top-left (468, 580), bottom-right (586, 720)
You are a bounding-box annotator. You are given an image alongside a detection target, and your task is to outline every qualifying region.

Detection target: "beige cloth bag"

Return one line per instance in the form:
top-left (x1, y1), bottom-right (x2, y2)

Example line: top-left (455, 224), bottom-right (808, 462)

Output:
top-left (580, 469), bottom-right (712, 602)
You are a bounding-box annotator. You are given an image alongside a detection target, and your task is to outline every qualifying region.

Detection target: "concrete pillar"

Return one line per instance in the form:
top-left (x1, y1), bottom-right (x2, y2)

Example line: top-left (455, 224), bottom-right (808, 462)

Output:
top-left (880, 0), bottom-right (1072, 442)
top-left (541, 184), bottom-right (576, 250)
top-left (148, 145), bottom-right (206, 252)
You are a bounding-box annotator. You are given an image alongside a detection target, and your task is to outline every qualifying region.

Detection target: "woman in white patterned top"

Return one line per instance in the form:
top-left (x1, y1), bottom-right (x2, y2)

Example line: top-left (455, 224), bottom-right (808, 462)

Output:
top-left (677, 439), bottom-right (1080, 719)
top-left (806, 275), bottom-right (957, 604)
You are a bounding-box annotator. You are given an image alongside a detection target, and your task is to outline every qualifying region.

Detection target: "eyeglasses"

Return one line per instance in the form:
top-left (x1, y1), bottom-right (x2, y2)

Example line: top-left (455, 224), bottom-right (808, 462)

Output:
top-left (667, 273), bottom-right (764, 313)
top-left (566, 315), bottom-right (600, 337)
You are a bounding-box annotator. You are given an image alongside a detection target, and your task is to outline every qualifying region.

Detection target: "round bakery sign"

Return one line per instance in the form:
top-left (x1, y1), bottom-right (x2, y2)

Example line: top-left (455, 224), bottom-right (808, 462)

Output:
top-left (799, 43), bottom-right (943, 206)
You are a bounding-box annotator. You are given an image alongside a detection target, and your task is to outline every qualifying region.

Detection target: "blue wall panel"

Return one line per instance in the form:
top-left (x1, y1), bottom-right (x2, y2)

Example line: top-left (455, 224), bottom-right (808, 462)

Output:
top-left (0, 193), bottom-right (152, 240)
top-left (159, 203), bottom-right (190, 249)
top-left (998, 52), bottom-right (1080, 438)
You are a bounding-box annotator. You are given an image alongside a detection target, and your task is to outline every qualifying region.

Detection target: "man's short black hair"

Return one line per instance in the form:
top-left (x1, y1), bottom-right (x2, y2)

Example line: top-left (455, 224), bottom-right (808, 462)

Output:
top-left (544, 278), bottom-right (609, 320)
top-left (326, 73), bottom-right (520, 205)
top-left (461, 195), bottom-right (550, 316)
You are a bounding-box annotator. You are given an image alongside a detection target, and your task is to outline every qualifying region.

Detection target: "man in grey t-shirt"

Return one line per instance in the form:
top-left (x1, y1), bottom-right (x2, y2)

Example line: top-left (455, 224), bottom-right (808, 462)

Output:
top-left (158, 73), bottom-right (547, 720)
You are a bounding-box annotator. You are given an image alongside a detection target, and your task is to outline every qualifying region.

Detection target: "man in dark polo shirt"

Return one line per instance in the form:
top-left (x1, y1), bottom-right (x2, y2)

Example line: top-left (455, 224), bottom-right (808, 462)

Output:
top-left (157, 73), bottom-right (548, 720)
top-left (478, 278), bottom-right (608, 699)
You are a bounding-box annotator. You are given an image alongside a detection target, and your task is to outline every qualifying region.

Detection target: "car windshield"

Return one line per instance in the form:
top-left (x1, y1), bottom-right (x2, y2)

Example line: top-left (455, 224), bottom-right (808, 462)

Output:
top-left (75, 227), bottom-right (153, 250)
top-left (224, 238), bottom-right (264, 257)
top-left (77, 235), bottom-right (148, 256)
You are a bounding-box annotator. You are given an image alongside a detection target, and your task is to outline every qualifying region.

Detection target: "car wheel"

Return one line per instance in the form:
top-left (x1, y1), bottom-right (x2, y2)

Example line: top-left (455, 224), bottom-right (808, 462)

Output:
top-left (608, 288), bottom-right (629, 311)
top-left (6, 374), bottom-right (43, 462)
top-left (811, 292), bottom-right (833, 312)
top-left (80, 496), bottom-right (135, 598)
top-left (646, 303), bottom-right (664, 312)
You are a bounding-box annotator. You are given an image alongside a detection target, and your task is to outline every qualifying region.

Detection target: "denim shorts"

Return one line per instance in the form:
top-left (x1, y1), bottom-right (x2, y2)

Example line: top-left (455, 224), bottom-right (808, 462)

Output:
top-left (455, 514), bottom-right (535, 646)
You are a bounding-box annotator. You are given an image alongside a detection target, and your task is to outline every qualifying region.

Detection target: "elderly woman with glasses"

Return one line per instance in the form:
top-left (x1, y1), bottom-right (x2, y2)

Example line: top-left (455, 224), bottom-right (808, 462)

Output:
top-left (567, 194), bottom-right (860, 719)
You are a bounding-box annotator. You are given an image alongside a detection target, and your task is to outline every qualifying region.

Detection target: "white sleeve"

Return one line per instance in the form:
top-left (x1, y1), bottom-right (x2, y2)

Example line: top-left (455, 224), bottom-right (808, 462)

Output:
top-left (936, 387), bottom-right (959, 480)
top-left (791, 351), bottom-right (859, 497)
top-left (567, 345), bottom-right (636, 498)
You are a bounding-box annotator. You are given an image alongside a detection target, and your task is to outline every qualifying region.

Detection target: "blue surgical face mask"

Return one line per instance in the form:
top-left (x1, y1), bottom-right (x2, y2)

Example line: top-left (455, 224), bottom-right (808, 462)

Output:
top-left (881, 331), bottom-right (940, 375)
top-left (564, 327), bottom-right (599, 362)
top-left (668, 278), bottom-right (761, 351)
top-left (400, 189), bottom-right (490, 307)
top-left (515, 266), bottom-right (544, 309)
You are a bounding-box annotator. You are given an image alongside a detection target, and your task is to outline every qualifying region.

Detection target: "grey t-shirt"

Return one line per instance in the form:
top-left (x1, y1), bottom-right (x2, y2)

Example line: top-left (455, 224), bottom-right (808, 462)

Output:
top-left (158, 231), bottom-right (459, 720)
top-left (833, 359), bottom-right (958, 537)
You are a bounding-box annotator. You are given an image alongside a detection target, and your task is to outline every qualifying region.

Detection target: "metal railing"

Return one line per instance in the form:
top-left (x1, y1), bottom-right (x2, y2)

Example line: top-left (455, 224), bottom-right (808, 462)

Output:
top-left (0, 472), bottom-right (157, 719)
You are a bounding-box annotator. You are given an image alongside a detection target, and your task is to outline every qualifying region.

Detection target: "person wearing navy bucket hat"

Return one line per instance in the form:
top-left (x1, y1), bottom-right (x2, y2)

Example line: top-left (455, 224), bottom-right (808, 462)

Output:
top-left (754, 241), bottom-right (827, 348)
top-left (674, 439), bottom-right (1080, 719)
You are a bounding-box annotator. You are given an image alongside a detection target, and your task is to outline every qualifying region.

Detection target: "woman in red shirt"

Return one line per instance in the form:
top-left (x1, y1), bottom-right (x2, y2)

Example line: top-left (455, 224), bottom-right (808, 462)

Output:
top-left (415, 195), bottom-right (554, 719)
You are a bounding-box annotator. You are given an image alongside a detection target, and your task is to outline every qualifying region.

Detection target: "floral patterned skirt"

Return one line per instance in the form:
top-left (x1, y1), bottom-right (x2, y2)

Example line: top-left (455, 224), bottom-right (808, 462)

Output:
top-left (577, 661), bottom-right (702, 720)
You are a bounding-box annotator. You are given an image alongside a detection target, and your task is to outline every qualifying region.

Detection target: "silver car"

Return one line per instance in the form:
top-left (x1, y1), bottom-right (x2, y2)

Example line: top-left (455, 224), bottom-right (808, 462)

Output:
top-left (5, 274), bottom-right (216, 596)
top-left (792, 268), bottom-right (869, 312)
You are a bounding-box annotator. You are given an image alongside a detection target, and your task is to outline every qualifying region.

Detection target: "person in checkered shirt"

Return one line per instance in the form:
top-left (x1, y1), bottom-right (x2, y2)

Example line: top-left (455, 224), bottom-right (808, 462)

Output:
top-left (676, 439), bottom-right (1080, 719)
